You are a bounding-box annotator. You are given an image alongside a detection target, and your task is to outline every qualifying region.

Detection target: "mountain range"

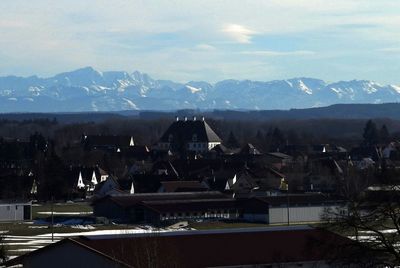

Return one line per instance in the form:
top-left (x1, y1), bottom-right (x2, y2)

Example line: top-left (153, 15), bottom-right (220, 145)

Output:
top-left (1, 66), bottom-right (400, 112)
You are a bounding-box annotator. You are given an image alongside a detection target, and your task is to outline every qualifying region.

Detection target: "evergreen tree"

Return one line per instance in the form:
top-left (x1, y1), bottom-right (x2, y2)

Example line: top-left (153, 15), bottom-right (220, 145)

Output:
top-left (226, 131), bottom-right (240, 148)
top-left (362, 120), bottom-right (379, 145)
top-left (379, 124), bottom-right (390, 143)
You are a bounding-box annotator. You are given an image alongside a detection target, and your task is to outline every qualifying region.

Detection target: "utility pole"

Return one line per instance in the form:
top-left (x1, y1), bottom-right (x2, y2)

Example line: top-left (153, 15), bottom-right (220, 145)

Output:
top-left (51, 196), bottom-right (54, 242)
top-left (287, 190), bottom-right (290, 226)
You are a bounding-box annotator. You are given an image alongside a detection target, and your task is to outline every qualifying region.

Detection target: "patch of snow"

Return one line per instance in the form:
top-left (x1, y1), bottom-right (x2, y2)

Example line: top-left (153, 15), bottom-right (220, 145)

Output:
top-left (0, 89), bottom-right (12, 96)
top-left (285, 80), bottom-right (293, 87)
top-left (8, 97), bottom-right (17, 101)
top-left (186, 85), bottom-right (202, 93)
top-left (390, 84), bottom-right (400, 93)
top-left (364, 82), bottom-right (378, 94)
top-left (36, 211), bottom-right (93, 215)
top-left (71, 225), bottom-right (95, 230)
top-left (122, 98), bottom-right (138, 110)
top-left (298, 80), bottom-right (312, 94)
top-left (91, 101), bottom-right (98, 111)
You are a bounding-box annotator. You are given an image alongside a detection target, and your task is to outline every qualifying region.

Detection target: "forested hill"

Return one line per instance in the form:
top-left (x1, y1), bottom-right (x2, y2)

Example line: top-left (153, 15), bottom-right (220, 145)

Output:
top-left (139, 103), bottom-right (400, 121)
top-left (1, 103), bottom-right (400, 123)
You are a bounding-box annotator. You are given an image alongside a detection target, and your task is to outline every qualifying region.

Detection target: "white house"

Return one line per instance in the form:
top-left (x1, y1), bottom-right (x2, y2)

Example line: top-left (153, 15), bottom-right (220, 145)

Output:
top-left (157, 117), bottom-right (222, 153)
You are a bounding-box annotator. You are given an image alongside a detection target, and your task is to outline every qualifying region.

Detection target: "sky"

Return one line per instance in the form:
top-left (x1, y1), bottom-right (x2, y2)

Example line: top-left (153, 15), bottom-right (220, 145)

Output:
top-left (0, 0), bottom-right (400, 84)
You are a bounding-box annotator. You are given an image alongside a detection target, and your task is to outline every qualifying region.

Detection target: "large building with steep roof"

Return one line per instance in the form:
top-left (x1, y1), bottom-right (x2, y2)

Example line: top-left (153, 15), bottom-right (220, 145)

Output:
top-left (157, 117), bottom-right (222, 153)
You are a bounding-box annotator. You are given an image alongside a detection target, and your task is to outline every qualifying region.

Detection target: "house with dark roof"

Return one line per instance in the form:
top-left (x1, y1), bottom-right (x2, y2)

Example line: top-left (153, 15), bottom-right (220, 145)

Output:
top-left (82, 135), bottom-right (135, 152)
top-left (156, 117), bottom-right (222, 153)
top-left (5, 226), bottom-right (372, 268)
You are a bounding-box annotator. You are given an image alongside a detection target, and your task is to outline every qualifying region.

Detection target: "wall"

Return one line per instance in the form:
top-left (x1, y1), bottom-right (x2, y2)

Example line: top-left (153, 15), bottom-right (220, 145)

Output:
top-left (93, 200), bottom-right (127, 221)
top-left (0, 203), bottom-right (29, 221)
top-left (268, 205), bottom-right (339, 224)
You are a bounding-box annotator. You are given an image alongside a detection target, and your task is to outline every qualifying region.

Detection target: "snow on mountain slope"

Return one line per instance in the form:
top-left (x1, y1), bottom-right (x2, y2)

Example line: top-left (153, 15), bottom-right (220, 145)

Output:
top-left (0, 67), bottom-right (399, 112)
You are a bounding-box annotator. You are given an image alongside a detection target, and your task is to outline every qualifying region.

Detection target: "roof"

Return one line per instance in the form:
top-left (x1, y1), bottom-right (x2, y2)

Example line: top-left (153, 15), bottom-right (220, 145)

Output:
top-left (159, 119), bottom-right (221, 143)
top-left (141, 198), bottom-right (236, 213)
top-left (240, 143), bottom-right (261, 155)
top-left (267, 152), bottom-right (293, 159)
top-left (92, 191), bottom-right (228, 208)
top-left (259, 193), bottom-right (344, 206)
top-left (6, 227), bottom-right (363, 267)
top-left (159, 181), bottom-right (208, 192)
top-left (83, 135), bottom-right (134, 148)
top-left (0, 199), bottom-right (32, 205)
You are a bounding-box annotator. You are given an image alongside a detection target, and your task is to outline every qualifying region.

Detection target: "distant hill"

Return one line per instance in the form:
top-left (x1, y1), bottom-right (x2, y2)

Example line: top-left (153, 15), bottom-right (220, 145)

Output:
top-left (138, 103), bottom-right (400, 121)
top-left (2, 103), bottom-right (400, 123)
top-left (1, 67), bottom-right (400, 112)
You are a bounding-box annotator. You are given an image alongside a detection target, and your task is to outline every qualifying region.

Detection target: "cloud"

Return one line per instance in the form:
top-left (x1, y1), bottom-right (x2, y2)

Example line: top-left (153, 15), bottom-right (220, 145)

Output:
top-left (194, 44), bottom-right (216, 51)
top-left (222, 24), bottom-right (257, 44)
top-left (240, 50), bottom-right (315, 56)
top-left (377, 47), bottom-right (400, 53)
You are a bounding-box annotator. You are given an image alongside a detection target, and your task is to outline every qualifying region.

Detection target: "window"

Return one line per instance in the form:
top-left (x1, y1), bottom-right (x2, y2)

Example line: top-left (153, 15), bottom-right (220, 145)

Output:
top-left (168, 134), bottom-right (173, 142)
top-left (192, 134), bottom-right (197, 142)
top-left (15, 205), bottom-right (18, 210)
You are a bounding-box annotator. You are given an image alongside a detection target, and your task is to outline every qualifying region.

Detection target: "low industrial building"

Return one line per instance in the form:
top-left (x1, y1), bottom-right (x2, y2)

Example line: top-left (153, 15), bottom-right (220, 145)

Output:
top-left (5, 226), bottom-right (368, 268)
top-left (92, 192), bottom-right (240, 224)
top-left (0, 200), bottom-right (32, 221)
top-left (92, 192), bottom-right (342, 225)
top-left (259, 194), bottom-right (345, 224)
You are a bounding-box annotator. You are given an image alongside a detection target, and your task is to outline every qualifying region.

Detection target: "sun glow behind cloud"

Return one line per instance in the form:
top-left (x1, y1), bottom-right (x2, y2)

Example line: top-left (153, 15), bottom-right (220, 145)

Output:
top-left (222, 24), bottom-right (257, 44)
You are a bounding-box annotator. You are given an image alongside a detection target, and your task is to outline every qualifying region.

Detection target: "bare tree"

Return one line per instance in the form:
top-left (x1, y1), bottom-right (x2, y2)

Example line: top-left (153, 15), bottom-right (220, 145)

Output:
top-left (0, 235), bottom-right (7, 264)
top-left (323, 184), bottom-right (400, 267)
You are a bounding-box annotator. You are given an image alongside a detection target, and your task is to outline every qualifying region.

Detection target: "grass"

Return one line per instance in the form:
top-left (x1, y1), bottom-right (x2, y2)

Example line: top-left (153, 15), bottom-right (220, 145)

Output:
top-left (32, 202), bottom-right (93, 219)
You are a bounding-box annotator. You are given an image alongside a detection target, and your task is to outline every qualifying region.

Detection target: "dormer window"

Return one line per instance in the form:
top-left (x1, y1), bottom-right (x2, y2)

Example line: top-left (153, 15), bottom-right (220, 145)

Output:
top-left (192, 134), bottom-right (198, 142)
top-left (168, 134), bottom-right (173, 142)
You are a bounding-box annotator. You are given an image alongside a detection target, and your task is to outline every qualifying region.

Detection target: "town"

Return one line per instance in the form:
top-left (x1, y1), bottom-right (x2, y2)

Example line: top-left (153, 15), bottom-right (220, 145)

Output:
top-left (0, 115), bottom-right (398, 267)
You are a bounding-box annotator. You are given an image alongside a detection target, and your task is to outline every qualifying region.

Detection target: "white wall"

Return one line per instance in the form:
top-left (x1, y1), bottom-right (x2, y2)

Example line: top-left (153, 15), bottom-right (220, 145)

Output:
top-left (269, 205), bottom-right (338, 224)
top-left (0, 203), bottom-right (27, 221)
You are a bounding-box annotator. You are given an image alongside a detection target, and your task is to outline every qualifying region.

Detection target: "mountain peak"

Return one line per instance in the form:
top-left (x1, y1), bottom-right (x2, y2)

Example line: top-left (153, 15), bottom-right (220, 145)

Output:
top-left (0, 68), bottom-right (399, 112)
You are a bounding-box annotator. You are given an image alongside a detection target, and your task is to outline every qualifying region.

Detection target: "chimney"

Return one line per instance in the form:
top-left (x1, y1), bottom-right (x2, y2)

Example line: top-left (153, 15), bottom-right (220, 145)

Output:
top-left (176, 116), bottom-right (179, 121)
top-left (184, 117), bottom-right (188, 121)
top-left (193, 116), bottom-right (197, 121)
top-left (202, 116), bottom-right (205, 121)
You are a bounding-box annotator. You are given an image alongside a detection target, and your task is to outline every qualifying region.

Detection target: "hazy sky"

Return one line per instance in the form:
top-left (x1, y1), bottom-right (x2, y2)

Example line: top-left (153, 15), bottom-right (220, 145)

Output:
top-left (1, 0), bottom-right (400, 84)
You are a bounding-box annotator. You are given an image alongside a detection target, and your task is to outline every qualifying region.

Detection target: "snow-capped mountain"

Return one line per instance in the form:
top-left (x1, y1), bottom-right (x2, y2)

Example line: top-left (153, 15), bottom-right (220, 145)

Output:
top-left (0, 67), bottom-right (399, 112)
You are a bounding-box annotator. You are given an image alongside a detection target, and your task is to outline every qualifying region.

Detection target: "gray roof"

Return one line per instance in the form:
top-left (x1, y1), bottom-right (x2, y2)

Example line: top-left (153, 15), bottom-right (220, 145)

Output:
top-left (159, 119), bottom-right (222, 143)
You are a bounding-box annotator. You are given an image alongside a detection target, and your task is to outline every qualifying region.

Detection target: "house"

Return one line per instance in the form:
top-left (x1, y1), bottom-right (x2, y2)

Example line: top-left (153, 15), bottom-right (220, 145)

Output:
top-left (81, 135), bottom-right (135, 152)
top-left (0, 200), bottom-right (32, 221)
top-left (5, 226), bottom-right (370, 268)
top-left (266, 152), bottom-right (293, 170)
top-left (156, 117), bottom-right (222, 153)
top-left (70, 166), bottom-right (110, 197)
top-left (224, 166), bottom-right (286, 194)
top-left (93, 176), bottom-right (125, 199)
